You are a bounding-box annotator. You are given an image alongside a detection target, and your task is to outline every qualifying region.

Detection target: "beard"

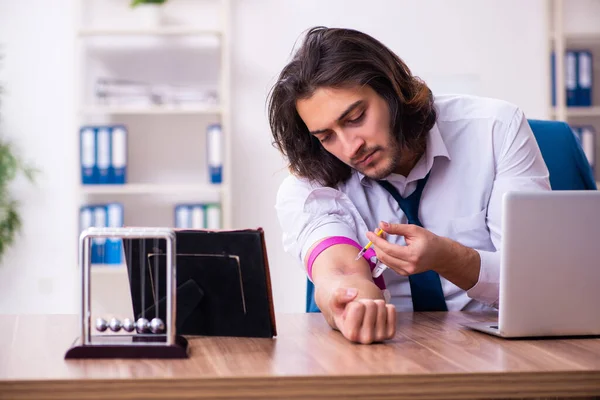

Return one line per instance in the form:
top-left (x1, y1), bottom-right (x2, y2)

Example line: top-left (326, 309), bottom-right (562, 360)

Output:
top-left (352, 136), bottom-right (401, 181)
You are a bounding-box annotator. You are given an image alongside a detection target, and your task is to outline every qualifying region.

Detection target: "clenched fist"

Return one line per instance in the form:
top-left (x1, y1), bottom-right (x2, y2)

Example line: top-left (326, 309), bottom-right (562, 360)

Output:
top-left (329, 287), bottom-right (396, 344)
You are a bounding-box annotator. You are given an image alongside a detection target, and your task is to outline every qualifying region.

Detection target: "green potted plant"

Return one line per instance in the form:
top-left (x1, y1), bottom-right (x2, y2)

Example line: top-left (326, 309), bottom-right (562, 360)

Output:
top-left (130, 0), bottom-right (168, 28)
top-left (0, 55), bottom-right (37, 263)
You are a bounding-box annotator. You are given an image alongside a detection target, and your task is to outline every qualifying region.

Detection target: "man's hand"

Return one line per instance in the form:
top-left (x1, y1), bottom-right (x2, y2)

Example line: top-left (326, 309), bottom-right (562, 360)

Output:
top-left (366, 221), bottom-right (481, 290)
top-left (328, 287), bottom-right (396, 344)
top-left (366, 221), bottom-right (445, 276)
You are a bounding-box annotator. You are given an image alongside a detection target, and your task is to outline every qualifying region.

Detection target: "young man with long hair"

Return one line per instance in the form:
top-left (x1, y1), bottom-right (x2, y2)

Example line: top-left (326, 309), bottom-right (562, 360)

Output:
top-left (268, 27), bottom-right (550, 344)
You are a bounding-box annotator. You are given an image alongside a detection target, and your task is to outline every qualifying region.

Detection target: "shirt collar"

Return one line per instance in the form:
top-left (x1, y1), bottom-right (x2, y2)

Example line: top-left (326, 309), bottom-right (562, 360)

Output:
top-left (357, 122), bottom-right (451, 187)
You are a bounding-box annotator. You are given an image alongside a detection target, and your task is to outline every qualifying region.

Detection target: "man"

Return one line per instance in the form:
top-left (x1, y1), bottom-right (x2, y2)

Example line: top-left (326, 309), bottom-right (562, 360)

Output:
top-left (268, 26), bottom-right (550, 345)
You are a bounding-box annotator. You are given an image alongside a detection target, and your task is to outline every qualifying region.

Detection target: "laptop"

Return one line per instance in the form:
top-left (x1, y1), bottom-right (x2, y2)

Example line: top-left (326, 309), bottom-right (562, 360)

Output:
top-left (465, 190), bottom-right (600, 338)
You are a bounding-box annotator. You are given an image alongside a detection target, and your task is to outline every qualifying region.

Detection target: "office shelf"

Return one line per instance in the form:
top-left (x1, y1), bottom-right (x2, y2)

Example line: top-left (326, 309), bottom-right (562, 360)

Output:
top-left (551, 32), bottom-right (600, 44)
top-left (81, 183), bottom-right (224, 196)
top-left (75, 0), bottom-right (232, 226)
top-left (75, 0), bottom-right (232, 321)
top-left (566, 107), bottom-right (600, 118)
top-left (91, 265), bottom-right (126, 275)
top-left (550, 107), bottom-right (600, 118)
top-left (549, 0), bottom-right (599, 184)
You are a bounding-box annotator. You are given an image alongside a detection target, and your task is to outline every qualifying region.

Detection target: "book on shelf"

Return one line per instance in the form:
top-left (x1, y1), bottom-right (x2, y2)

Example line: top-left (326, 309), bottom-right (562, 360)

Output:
top-left (207, 123), bottom-right (223, 184)
top-left (80, 203), bottom-right (125, 266)
top-left (175, 203), bottom-right (221, 229)
top-left (551, 49), bottom-right (593, 107)
top-left (95, 77), bottom-right (218, 107)
top-left (572, 125), bottom-right (596, 175)
top-left (80, 124), bottom-right (128, 185)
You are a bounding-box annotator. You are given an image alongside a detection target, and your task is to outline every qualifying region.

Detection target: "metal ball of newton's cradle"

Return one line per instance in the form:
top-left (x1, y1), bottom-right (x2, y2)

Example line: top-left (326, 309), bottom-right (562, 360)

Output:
top-left (95, 317), bottom-right (108, 332)
top-left (109, 318), bottom-right (121, 332)
top-left (135, 318), bottom-right (150, 333)
top-left (121, 318), bottom-right (135, 333)
top-left (150, 318), bottom-right (165, 334)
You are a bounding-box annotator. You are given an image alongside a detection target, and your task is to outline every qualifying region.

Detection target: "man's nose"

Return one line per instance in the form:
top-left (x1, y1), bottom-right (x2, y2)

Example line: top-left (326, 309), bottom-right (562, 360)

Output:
top-left (340, 131), bottom-right (365, 160)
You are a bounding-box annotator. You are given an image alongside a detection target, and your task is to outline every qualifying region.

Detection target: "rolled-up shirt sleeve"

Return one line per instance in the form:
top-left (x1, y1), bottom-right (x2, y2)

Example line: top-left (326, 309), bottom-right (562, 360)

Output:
top-left (467, 108), bottom-right (551, 307)
top-left (275, 175), bottom-right (367, 267)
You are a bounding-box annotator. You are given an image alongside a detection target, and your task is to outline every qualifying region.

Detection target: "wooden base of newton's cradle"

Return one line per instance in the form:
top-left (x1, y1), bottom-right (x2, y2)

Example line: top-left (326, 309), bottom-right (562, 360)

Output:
top-left (65, 334), bottom-right (189, 359)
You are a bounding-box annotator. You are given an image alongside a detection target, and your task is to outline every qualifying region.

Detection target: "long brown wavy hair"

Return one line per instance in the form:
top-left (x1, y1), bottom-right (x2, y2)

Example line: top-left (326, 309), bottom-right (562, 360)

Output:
top-left (268, 26), bottom-right (437, 188)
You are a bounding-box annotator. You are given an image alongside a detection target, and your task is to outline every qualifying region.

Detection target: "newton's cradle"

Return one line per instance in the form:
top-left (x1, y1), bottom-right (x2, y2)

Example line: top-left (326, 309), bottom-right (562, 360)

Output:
top-left (65, 227), bottom-right (189, 359)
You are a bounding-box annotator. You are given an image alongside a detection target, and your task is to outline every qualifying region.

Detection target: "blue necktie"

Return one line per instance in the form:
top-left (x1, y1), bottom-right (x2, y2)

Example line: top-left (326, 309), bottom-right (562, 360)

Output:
top-left (377, 173), bottom-right (448, 312)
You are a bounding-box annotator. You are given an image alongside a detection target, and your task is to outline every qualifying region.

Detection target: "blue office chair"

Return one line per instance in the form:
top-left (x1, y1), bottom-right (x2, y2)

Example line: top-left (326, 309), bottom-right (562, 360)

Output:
top-left (305, 120), bottom-right (597, 312)
top-left (528, 120), bottom-right (596, 191)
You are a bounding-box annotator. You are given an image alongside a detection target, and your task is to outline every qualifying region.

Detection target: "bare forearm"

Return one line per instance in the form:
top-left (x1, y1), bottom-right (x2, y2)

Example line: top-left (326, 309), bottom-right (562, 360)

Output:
top-left (315, 274), bottom-right (384, 330)
top-left (434, 237), bottom-right (481, 291)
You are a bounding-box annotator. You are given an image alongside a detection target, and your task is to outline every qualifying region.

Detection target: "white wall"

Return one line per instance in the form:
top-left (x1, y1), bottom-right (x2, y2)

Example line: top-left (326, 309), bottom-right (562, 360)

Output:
top-left (0, 0), bottom-right (79, 313)
top-left (0, 0), bottom-right (549, 315)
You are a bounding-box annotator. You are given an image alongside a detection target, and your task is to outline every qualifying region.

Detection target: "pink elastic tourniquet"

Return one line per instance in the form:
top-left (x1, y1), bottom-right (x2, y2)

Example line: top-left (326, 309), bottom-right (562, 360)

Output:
top-left (306, 236), bottom-right (386, 290)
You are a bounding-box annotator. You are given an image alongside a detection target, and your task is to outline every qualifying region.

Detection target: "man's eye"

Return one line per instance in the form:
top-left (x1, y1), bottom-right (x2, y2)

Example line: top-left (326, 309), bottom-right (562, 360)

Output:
top-left (347, 112), bottom-right (365, 124)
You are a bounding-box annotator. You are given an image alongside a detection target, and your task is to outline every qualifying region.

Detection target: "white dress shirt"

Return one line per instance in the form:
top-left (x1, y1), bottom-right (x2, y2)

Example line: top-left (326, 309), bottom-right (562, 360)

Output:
top-left (275, 94), bottom-right (551, 312)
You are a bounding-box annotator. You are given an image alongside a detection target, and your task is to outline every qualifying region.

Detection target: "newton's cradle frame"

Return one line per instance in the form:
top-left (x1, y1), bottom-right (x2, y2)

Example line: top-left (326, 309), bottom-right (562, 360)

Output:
top-left (65, 227), bottom-right (189, 359)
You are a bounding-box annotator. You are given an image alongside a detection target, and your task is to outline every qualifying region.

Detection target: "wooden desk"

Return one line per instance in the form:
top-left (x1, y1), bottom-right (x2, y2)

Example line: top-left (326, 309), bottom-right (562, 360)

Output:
top-left (1, 312), bottom-right (599, 399)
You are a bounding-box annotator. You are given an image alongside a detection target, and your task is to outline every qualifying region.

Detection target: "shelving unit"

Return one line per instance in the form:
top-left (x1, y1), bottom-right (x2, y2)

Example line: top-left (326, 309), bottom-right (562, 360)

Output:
top-left (549, 0), bottom-right (600, 187)
top-left (75, 0), bottom-right (232, 261)
top-left (74, 0), bottom-right (233, 319)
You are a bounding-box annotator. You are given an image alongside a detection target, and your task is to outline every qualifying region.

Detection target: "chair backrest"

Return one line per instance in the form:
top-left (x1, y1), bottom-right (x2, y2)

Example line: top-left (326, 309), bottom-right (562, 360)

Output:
top-left (528, 119), bottom-right (597, 190)
top-left (305, 120), bottom-right (597, 312)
